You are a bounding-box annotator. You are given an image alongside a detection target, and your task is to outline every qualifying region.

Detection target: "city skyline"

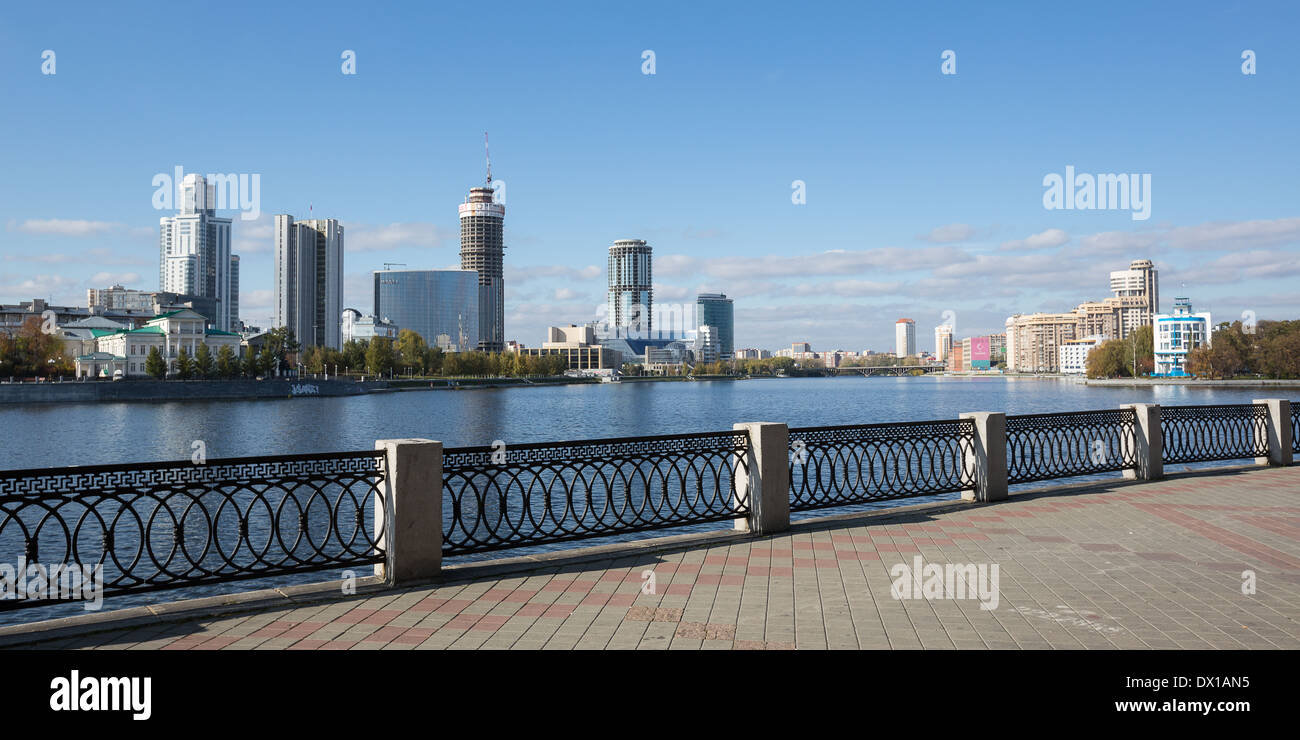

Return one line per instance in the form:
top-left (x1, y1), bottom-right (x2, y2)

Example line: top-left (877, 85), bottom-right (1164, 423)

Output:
top-left (2, 2), bottom-right (1298, 351)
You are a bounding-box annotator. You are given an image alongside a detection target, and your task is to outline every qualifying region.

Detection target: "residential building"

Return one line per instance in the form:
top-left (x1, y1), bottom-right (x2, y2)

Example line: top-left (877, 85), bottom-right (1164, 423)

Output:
top-left (158, 174), bottom-right (238, 330)
top-left (934, 324), bottom-right (953, 364)
top-left (734, 348), bottom-right (771, 360)
top-left (1154, 298), bottom-right (1212, 377)
top-left (695, 325), bottom-right (721, 364)
top-left (895, 318), bottom-right (916, 357)
top-left (1109, 258), bottom-right (1160, 336)
top-left (273, 215), bottom-right (343, 349)
top-left (373, 269), bottom-right (480, 351)
top-left (1059, 336), bottom-right (1106, 375)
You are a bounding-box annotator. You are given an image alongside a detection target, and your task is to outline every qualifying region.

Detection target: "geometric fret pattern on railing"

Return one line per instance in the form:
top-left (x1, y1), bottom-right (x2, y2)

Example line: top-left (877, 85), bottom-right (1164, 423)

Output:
top-left (1006, 409), bottom-right (1138, 485)
top-left (0, 451), bottom-right (388, 611)
top-left (788, 419), bottom-right (976, 511)
top-left (441, 430), bottom-right (751, 556)
top-left (1161, 403), bottom-right (1269, 464)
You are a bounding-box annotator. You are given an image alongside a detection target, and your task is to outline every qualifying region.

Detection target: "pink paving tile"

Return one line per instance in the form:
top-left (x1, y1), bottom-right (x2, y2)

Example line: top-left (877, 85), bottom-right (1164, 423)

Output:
top-left (543, 604), bottom-right (577, 619)
top-left (288, 639), bottom-right (328, 650)
top-left (319, 641), bottom-right (358, 650)
top-left (606, 593), bottom-right (637, 607)
top-left (434, 599), bottom-right (474, 614)
top-left (748, 565), bottom-right (770, 576)
top-left (665, 583), bottom-right (693, 595)
top-left (471, 615), bottom-right (510, 632)
top-left (770, 566), bottom-right (794, 577)
top-left (582, 593), bottom-right (612, 607)
top-left (359, 610), bottom-right (403, 626)
top-left (502, 590), bottom-right (539, 603)
top-left (515, 603), bottom-right (548, 618)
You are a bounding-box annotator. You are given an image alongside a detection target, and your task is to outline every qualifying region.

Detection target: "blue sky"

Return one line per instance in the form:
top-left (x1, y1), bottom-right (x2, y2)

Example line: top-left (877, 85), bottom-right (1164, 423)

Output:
top-left (1, 0), bottom-right (1297, 351)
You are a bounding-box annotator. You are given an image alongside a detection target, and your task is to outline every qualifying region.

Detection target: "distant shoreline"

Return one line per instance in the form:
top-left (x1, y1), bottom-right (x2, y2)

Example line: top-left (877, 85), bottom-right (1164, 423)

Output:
top-left (1082, 378), bottom-right (1300, 388)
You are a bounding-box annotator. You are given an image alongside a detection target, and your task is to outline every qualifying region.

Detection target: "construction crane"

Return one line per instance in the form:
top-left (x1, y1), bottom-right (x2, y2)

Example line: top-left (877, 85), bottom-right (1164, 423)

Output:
top-left (383, 262), bottom-right (407, 271)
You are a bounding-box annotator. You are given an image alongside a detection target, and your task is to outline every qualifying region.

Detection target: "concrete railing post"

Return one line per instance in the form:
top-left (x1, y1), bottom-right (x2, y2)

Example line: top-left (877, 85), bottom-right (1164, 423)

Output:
top-left (1253, 399), bottom-right (1294, 467)
top-left (732, 422), bottom-right (790, 534)
top-left (1121, 403), bottom-right (1163, 481)
top-left (374, 438), bottom-right (443, 583)
top-left (960, 412), bottom-right (1007, 502)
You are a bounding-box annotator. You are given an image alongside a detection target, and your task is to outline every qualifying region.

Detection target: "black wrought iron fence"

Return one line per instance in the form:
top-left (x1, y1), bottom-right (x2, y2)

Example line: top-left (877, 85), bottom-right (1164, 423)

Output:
top-left (442, 430), bottom-right (751, 556)
top-left (1292, 403), bottom-right (1299, 454)
top-left (1161, 403), bottom-right (1268, 464)
top-left (1006, 409), bottom-right (1137, 485)
top-left (788, 418), bottom-right (976, 511)
top-left (0, 451), bottom-right (387, 611)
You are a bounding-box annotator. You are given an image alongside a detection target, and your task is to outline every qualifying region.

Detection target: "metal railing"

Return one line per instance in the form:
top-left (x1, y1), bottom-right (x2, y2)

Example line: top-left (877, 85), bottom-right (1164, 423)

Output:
top-left (0, 451), bottom-right (387, 611)
top-left (1006, 409), bottom-right (1138, 484)
top-left (1161, 403), bottom-right (1268, 464)
top-left (788, 419), bottom-right (976, 511)
top-left (1292, 404), bottom-right (1299, 454)
top-left (441, 430), bottom-right (751, 556)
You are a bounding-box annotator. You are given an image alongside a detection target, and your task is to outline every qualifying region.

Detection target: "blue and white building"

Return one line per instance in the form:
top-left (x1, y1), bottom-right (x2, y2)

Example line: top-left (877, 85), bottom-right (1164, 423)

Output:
top-left (1153, 297), bottom-right (1212, 377)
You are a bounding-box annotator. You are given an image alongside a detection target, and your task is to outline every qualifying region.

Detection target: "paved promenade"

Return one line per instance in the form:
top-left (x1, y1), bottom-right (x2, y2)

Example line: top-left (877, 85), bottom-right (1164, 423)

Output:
top-left (6, 465), bottom-right (1300, 650)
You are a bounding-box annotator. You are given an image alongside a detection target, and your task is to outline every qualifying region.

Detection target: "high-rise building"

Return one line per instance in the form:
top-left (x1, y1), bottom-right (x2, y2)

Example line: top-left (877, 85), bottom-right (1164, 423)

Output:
top-left (1109, 258), bottom-right (1159, 335)
top-left (274, 215), bottom-right (344, 349)
top-left (459, 181), bottom-right (505, 352)
top-left (934, 324), bottom-right (953, 364)
top-left (895, 318), bottom-right (916, 357)
top-left (696, 293), bottom-right (734, 361)
top-left (158, 174), bottom-right (238, 330)
top-left (373, 269), bottom-right (480, 352)
top-left (607, 239), bottom-right (652, 337)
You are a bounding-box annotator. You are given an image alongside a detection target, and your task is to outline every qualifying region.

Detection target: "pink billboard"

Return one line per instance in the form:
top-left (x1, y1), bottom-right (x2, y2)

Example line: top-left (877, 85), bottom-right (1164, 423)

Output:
top-left (971, 336), bottom-right (991, 362)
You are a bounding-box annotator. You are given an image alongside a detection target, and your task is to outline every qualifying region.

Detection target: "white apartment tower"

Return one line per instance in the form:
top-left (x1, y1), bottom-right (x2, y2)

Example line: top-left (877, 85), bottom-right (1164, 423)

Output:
top-left (274, 215), bottom-right (344, 349)
top-left (895, 318), bottom-right (916, 357)
top-left (1109, 258), bottom-right (1160, 337)
top-left (158, 174), bottom-right (238, 330)
top-left (934, 324), bottom-right (953, 363)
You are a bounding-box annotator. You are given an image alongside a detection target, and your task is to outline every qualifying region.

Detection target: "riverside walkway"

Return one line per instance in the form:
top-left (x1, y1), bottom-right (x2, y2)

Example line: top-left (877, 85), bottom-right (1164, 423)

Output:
top-left (3, 464), bottom-right (1298, 650)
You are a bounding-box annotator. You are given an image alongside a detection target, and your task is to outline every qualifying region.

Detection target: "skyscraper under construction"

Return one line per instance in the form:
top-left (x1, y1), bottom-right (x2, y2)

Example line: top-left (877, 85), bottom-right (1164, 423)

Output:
top-left (458, 136), bottom-right (505, 352)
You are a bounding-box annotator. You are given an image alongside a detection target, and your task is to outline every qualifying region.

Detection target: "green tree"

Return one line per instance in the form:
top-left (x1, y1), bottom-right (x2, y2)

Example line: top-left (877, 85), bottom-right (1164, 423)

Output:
top-left (145, 346), bottom-right (167, 379)
top-left (216, 344), bottom-right (236, 379)
top-left (342, 339), bottom-right (367, 373)
top-left (194, 343), bottom-right (214, 378)
top-left (395, 330), bottom-right (428, 376)
top-left (366, 337), bottom-right (396, 376)
top-left (175, 347), bottom-right (194, 379)
top-left (241, 347), bottom-right (260, 377)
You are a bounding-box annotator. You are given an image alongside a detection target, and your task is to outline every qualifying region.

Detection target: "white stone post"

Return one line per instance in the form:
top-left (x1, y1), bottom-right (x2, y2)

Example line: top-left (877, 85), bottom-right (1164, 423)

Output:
top-left (1253, 399), bottom-right (1294, 467)
top-left (733, 422), bottom-right (790, 534)
top-left (374, 438), bottom-right (443, 583)
top-left (1121, 403), bottom-right (1163, 481)
top-left (960, 412), bottom-right (1007, 502)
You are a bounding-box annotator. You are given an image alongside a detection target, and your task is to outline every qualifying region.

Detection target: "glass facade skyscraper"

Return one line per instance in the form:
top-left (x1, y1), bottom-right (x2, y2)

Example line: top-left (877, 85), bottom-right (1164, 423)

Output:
top-left (373, 269), bottom-right (480, 352)
top-left (695, 293), bottom-right (734, 360)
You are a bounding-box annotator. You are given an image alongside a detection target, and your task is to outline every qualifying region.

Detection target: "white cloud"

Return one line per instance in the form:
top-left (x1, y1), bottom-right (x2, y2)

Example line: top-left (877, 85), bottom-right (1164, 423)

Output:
top-left (1000, 228), bottom-right (1069, 251)
top-left (9, 219), bottom-right (122, 236)
top-left (919, 223), bottom-right (977, 243)
top-left (347, 222), bottom-right (449, 252)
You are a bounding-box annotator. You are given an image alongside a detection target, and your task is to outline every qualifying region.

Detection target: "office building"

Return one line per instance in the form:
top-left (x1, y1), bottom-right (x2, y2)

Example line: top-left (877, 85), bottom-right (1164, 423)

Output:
top-left (459, 180), bottom-right (506, 352)
top-left (607, 239), bottom-right (653, 337)
top-left (1154, 298), bottom-right (1212, 377)
top-left (373, 269), bottom-right (479, 352)
top-left (895, 318), bottom-right (916, 357)
top-left (341, 308), bottom-right (398, 343)
top-left (695, 325), bottom-right (721, 364)
top-left (513, 324), bottom-right (619, 371)
top-left (274, 215), bottom-right (344, 349)
top-left (158, 174), bottom-right (238, 330)
top-left (696, 293), bottom-right (734, 361)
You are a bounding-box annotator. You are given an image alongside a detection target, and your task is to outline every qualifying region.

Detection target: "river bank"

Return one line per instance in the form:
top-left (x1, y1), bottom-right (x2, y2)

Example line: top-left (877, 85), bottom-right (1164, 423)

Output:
top-left (1082, 378), bottom-right (1300, 388)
